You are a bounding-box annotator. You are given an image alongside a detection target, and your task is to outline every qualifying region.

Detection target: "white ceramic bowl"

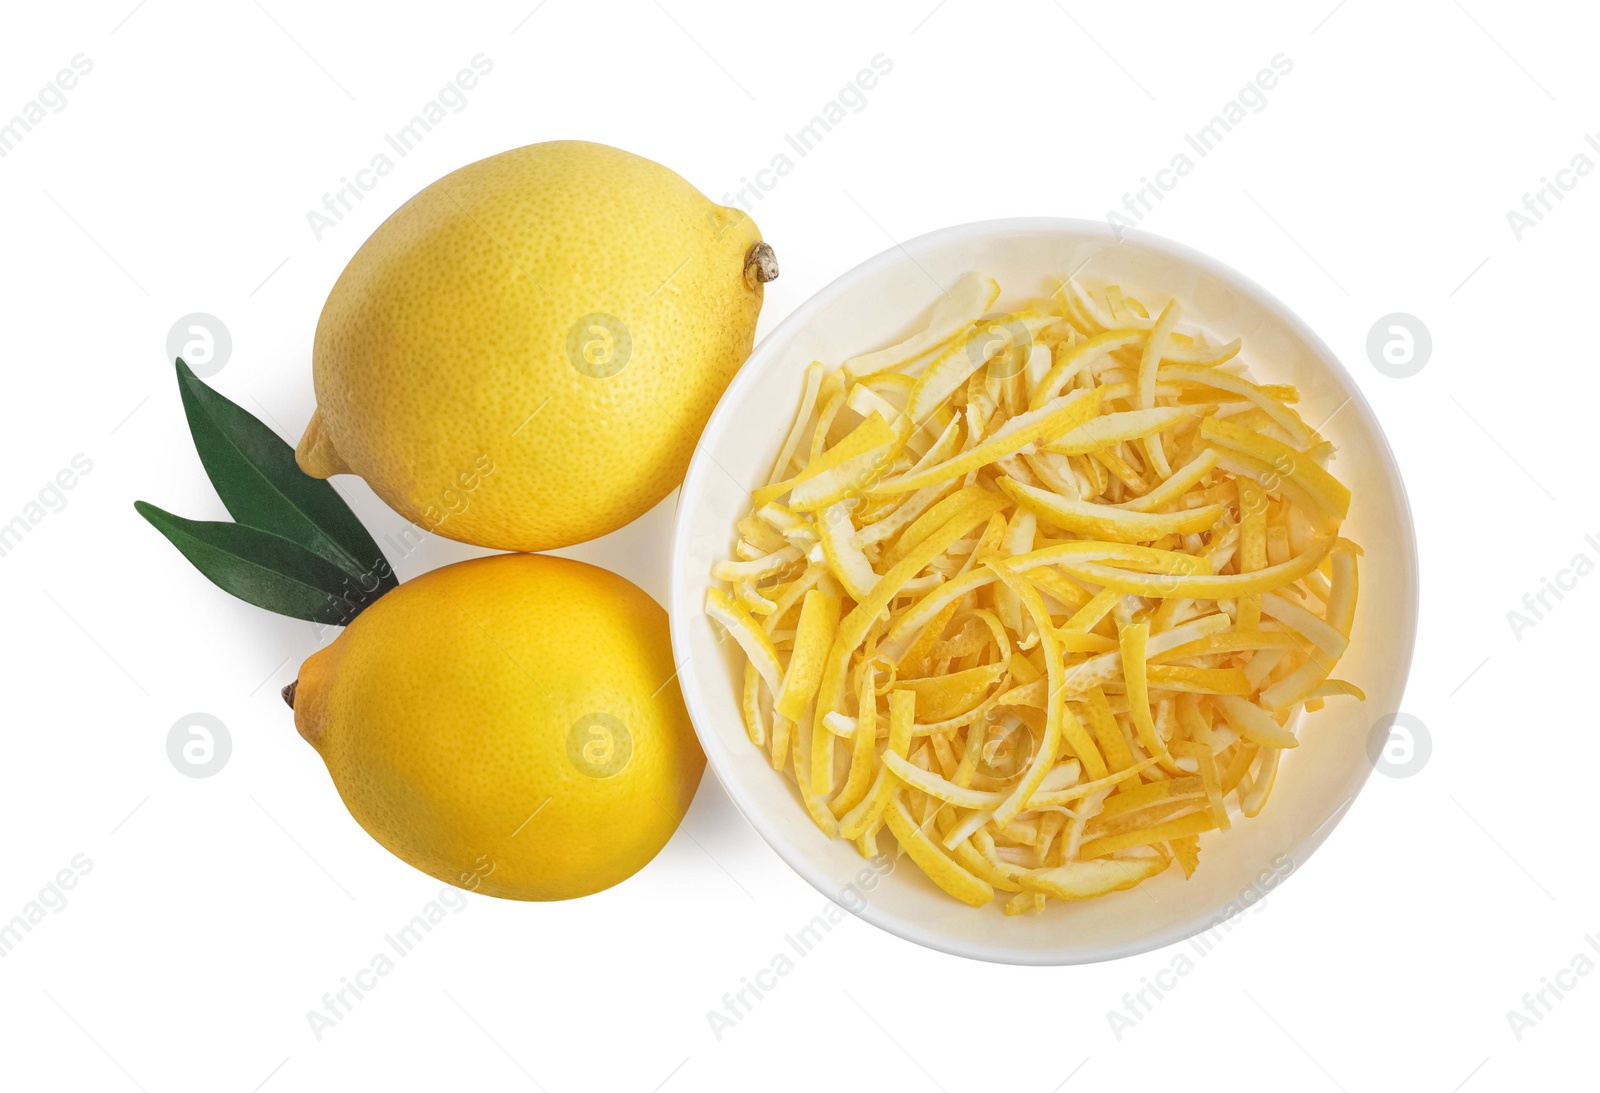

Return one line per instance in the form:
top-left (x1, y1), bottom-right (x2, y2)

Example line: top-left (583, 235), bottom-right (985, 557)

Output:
top-left (669, 218), bottom-right (1418, 965)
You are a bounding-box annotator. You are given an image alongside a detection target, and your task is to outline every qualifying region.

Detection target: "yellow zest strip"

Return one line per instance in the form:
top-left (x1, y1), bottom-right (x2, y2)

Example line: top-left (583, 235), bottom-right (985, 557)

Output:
top-left (999, 477), bottom-right (1223, 543)
top-left (838, 499), bottom-right (1009, 672)
top-left (1117, 448), bottom-right (1221, 513)
top-left (881, 751), bottom-right (1005, 809)
top-left (949, 837), bottom-right (1022, 891)
top-left (1146, 665), bottom-right (1252, 694)
top-left (1120, 621), bottom-right (1178, 772)
top-left (896, 662), bottom-right (1009, 721)
top-left (741, 663), bottom-right (766, 747)
top-left (1090, 447), bottom-right (1148, 494)
top-left (1261, 592), bottom-right (1348, 661)
top-left (1043, 406), bottom-right (1197, 455)
top-left (1005, 891), bottom-right (1047, 916)
top-left (808, 376), bottom-right (845, 462)
top-left (868, 389), bottom-right (1103, 495)
top-left (1236, 476), bottom-right (1267, 629)
top-left (705, 587), bottom-right (783, 691)
top-left (905, 309), bottom-right (1055, 424)
top-left (1007, 539), bottom-right (1209, 576)
top-left (893, 599), bottom-right (960, 673)
top-left (776, 589), bottom-right (840, 721)
top-left (839, 690), bottom-right (916, 835)
top-left (815, 501), bottom-right (878, 601)
top-left (751, 412), bottom-right (897, 508)
top-left (1259, 542), bottom-right (1360, 709)
top-left (711, 545), bottom-right (803, 583)
top-left (910, 691), bottom-right (1005, 737)
top-left (1024, 565), bottom-right (1092, 615)
top-left (1028, 757), bottom-right (1160, 808)
top-left (734, 583), bottom-right (777, 617)
top-left (1242, 746), bottom-right (1281, 817)
top-left (1099, 778), bottom-right (1201, 819)
top-left (839, 505), bottom-right (989, 741)
top-left (882, 487), bottom-right (1000, 568)
top-left (830, 664), bottom-right (879, 816)
top-left (1172, 836), bottom-right (1202, 877)
top-left (1021, 855), bottom-right (1168, 898)
top-left (1000, 613), bottom-right (1232, 707)
top-left (1153, 630), bottom-right (1301, 660)
top-left (769, 715), bottom-right (792, 772)
top-left (1219, 741), bottom-right (1258, 794)
top-left (1079, 812), bottom-right (1217, 859)
top-left (998, 568), bottom-right (1108, 777)
top-left (1162, 334), bottom-right (1242, 366)
top-left (788, 429), bottom-right (905, 512)
top-left (1058, 279), bottom-right (1116, 332)
top-left (1056, 631), bottom-right (1119, 654)
top-left (765, 362), bottom-right (826, 486)
top-left (846, 381), bottom-right (901, 424)
top-left (988, 579), bottom-right (1062, 826)
top-left (1201, 416), bottom-right (1350, 521)
top-left (1216, 694), bottom-right (1299, 748)
top-left (789, 712), bottom-right (840, 836)
top-left (1064, 588), bottom-right (1122, 633)
top-left (1029, 329), bottom-right (1145, 410)
top-left (856, 481), bottom-right (955, 547)
top-left (884, 795), bottom-right (995, 907)
top-left (1326, 541), bottom-right (1360, 636)
top-left (1171, 741), bottom-right (1229, 831)
top-left (1137, 299), bottom-right (1181, 479)
top-left (1082, 687), bottom-right (1138, 774)
top-left (843, 272), bottom-right (1001, 380)
top-left (1055, 536), bottom-right (1334, 599)
top-left (1160, 364), bottom-right (1315, 448)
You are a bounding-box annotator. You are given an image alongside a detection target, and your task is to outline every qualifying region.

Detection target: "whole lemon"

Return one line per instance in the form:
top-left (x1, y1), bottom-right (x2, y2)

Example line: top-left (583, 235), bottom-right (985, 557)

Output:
top-left (289, 552), bottom-right (704, 901)
top-left (296, 140), bottom-right (775, 552)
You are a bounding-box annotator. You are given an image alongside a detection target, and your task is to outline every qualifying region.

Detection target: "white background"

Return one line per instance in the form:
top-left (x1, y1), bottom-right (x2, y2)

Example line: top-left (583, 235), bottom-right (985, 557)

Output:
top-left (0, 1), bottom-right (1591, 1090)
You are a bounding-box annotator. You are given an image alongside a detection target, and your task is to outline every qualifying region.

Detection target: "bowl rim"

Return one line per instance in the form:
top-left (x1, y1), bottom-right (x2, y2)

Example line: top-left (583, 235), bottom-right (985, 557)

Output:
top-left (668, 216), bottom-right (1419, 965)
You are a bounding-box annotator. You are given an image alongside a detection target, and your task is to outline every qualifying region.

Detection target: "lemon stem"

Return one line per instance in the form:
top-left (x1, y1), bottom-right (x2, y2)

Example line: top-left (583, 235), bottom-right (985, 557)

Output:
top-left (745, 241), bottom-right (779, 287)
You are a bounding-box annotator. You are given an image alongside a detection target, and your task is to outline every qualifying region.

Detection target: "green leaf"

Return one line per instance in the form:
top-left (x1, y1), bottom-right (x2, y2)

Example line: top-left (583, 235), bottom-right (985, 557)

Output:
top-left (135, 502), bottom-right (376, 626)
top-left (173, 358), bottom-right (396, 594)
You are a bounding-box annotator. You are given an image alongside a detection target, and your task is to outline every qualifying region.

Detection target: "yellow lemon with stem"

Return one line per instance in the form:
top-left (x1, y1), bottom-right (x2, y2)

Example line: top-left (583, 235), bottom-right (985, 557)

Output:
top-left (287, 552), bottom-right (703, 900)
top-left (296, 140), bottom-right (776, 552)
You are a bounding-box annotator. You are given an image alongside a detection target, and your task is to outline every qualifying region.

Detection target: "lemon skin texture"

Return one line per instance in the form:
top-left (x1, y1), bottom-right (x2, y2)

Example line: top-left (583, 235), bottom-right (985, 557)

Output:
top-left (297, 140), bottom-right (767, 552)
top-left (292, 552), bottom-right (704, 901)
